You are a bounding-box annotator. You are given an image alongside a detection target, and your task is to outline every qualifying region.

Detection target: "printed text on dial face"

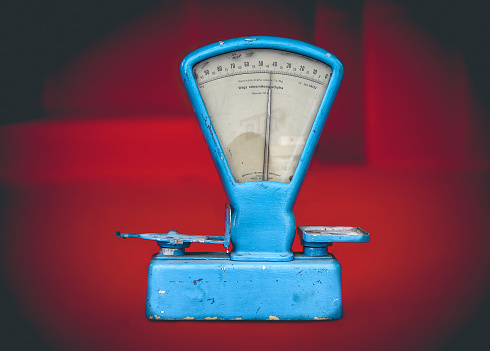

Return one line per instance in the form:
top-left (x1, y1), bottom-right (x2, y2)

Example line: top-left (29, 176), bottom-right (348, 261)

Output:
top-left (194, 49), bottom-right (332, 183)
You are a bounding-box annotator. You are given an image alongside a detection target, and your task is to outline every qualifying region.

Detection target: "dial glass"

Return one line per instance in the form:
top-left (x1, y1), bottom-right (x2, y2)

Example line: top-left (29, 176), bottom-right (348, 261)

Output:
top-left (193, 49), bottom-right (332, 183)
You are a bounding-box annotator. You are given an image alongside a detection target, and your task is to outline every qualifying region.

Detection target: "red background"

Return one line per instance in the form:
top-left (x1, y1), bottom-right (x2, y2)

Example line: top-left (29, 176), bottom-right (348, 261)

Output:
top-left (1, 1), bottom-right (490, 350)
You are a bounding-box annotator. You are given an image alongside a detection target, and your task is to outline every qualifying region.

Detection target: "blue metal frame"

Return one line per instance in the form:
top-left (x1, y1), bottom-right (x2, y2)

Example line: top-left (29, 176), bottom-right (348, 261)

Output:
top-left (116, 37), bottom-right (370, 321)
top-left (180, 37), bottom-right (344, 261)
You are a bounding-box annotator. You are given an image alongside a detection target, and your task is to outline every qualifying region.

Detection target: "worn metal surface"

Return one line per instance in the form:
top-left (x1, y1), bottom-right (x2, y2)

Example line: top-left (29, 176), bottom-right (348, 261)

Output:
top-left (146, 253), bottom-right (342, 321)
top-left (116, 38), bottom-right (369, 322)
top-left (298, 226), bottom-right (370, 243)
top-left (116, 229), bottom-right (230, 250)
top-left (180, 37), bottom-right (344, 261)
top-left (298, 226), bottom-right (370, 256)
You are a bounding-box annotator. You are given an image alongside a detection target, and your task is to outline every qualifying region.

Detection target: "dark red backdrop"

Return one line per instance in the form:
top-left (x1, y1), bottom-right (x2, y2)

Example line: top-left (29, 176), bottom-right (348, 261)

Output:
top-left (1, 1), bottom-right (489, 350)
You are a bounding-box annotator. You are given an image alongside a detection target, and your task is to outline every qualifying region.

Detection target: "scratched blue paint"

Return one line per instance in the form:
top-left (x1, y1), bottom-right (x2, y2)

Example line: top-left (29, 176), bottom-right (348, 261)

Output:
top-left (146, 253), bottom-right (342, 321)
top-left (180, 37), bottom-right (344, 261)
top-left (116, 37), bottom-right (370, 321)
top-left (116, 230), bottom-right (229, 249)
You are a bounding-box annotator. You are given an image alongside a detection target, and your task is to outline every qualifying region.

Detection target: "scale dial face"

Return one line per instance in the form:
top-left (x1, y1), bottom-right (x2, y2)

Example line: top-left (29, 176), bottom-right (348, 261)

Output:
top-left (193, 49), bottom-right (332, 184)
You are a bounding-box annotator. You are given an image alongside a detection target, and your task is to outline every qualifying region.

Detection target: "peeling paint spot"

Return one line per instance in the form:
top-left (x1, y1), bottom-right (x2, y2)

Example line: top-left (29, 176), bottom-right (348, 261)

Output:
top-left (161, 248), bottom-right (178, 255)
top-left (219, 41), bottom-right (224, 46)
top-left (268, 315), bottom-right (280, 320)
top-left (234, 318), bottom-right (242, 320)
top-left (204, 317), bottom-right (218, 320)
top-left (183, 316), bottom-right (195, 320)
top-left (155, 316), bottom-right (161, 320)
top-left (161, 311), bottom-right (165, 313)
top-left (158, 290), bottom-right (166, 294)
top-left (262, 265), bottom-right (266, 270)
top-left (149, 316), bottom-right (153, 320)
top-left (326, 53), bottom-right (331, 57)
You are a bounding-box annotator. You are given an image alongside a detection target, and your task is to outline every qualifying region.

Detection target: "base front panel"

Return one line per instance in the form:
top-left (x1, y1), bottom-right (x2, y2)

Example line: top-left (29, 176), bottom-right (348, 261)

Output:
top-left (146, 253), bottom-right (342, 321)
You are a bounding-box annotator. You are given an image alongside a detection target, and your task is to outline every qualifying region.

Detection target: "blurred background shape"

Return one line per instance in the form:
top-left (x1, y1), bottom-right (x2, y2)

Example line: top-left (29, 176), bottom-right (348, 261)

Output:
top-left (1, 1), bottom-right (489, 350)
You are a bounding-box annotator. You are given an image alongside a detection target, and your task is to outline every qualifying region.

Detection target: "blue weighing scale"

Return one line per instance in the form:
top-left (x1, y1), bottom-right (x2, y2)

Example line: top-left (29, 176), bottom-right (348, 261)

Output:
top-left (117, 36), bottom-right (370, 321)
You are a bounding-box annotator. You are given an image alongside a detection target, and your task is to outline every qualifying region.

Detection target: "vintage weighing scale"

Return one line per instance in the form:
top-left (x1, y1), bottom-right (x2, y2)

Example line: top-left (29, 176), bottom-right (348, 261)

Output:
top-left (117, 36), bottom-right (369, 320)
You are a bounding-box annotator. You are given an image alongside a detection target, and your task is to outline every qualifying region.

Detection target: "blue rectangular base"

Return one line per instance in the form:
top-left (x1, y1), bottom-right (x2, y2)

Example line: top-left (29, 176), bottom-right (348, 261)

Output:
top-left (146, 253), bottom-right (342, 321)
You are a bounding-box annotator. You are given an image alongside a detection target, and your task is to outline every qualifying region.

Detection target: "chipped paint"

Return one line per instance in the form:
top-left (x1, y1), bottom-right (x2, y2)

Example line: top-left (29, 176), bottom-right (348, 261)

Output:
top-left (123, 36), bottom-right (355, 321)
top-left (154, 316), bottom-right (162, 320)
top-left (314, 317), bottom-right (330, 320)
top-left (234, 318), bottom-right (242, 320)
top-left (147, 253), bottom-right (342, 323)
top-left (116, 231), bottom-right (230, 248)
top-left (146, 254), bottom-right (344, 320)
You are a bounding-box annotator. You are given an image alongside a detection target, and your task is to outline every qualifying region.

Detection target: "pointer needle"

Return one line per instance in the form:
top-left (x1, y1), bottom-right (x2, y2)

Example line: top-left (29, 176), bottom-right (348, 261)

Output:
top-left (263, 77), bottom-right (271, 181)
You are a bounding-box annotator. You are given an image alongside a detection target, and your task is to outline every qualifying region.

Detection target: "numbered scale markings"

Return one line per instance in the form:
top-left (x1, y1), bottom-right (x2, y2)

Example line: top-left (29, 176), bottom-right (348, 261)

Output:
top-left (193, 49), bottom-right (332, 183)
